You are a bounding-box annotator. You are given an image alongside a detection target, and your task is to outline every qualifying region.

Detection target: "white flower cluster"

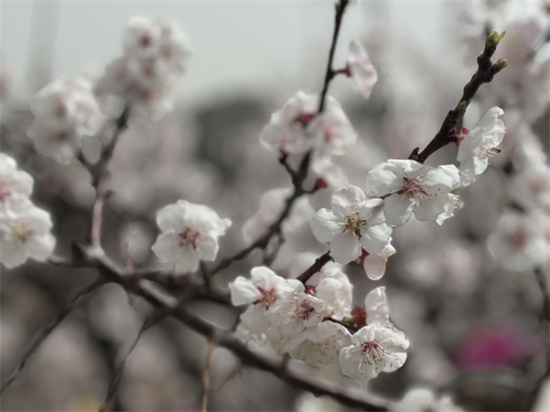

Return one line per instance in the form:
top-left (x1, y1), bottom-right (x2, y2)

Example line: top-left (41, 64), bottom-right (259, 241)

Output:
top-left (488, 143), bottom-right (550, 272)
top-left (259, 39), bottom-right (377, 191)
top-left (29, 75), bottom-right (104, 164)
top-left (392, 388), bottom-right (464, 412)
top-left (309, 106), bottom-right (505, 280)
top-left (0, 153), bottom-right (55, 268)
top-left (231, 266), bottom-right (408, 384)
top-left (98, 16), bottom-right (191, 118)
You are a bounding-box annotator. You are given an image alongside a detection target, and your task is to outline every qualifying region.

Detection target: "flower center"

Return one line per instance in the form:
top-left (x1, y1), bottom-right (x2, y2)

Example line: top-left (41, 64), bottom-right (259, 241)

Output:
top-left (14, 220), bottom-right (32, 243)
top-left (361, 340), bottom-right (381, 355)
top-left (398, 177), bottom-right (427, 199)
top-left (344, 212), bottom-right (364, 235)
top-left (256, 287), bottom-right (277, 307)
top-left (297, 300), bottom-right (315, 320)
top-left (179, 227), bottom-right (200, 248)
top-left (305, 285), bottom-right (316, 295)
top-left (295, 112), bottom-right (314, 126)
top-left (509, 227), bottom-right (529, 250)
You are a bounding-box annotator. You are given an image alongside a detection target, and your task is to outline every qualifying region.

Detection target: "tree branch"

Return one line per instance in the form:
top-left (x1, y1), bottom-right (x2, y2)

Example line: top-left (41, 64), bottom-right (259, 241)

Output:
top-left (297, 252), bottom-right (334, 283)
top-left (408, 31), bottom-right (508, 163)
top-left (0, 278), bottom-right (104, 394)
top-left (68, 243), bottom-right (389, 411)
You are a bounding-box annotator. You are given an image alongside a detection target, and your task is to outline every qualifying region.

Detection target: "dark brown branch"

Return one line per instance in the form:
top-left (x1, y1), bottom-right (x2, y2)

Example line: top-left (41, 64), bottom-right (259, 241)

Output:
top-left (534, 267), bottom-right (550, 324)
top-left (0, 278), bottom-right (104, 394)
top-left (297, 252), bottom-right (334, 283)
top-left (210, 2), bottom-right (348, 275)
top-left (318, 0), bottom-right (350, 113)
top-left (69, 243), bottom-right (389, 410)
top-left (408, 31), bottom-right (508, 163)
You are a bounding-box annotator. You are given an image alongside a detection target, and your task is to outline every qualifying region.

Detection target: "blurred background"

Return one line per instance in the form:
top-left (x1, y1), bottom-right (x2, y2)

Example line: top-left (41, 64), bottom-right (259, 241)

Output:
top-left (1, 1), bottom-right (549, 411)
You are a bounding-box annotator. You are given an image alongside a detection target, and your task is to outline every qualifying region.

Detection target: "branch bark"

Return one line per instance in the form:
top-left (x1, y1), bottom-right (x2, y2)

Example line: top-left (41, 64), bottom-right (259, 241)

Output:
top-left (408, 31), bottom-right (508, 163)
top-left (0, 278), bottom-right (104, 394)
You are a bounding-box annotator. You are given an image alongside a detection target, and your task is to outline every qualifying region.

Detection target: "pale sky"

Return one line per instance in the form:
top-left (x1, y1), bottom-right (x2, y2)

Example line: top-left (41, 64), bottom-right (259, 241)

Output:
top-left (1, 1), bottom-right (448, 107)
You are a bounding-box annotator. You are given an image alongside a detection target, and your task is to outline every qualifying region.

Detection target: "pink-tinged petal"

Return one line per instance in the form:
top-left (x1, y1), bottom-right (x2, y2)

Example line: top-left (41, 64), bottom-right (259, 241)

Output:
top-left (329, 231), bottom-right (362, 264)
top-left (347, 40), bottom-right (378, 99)
top-left (383, 194), bottom-right (414, 226)
top-left (363, 253), bottom-right (388, 281)
top-left (311, 208), bottom-right (342, 243)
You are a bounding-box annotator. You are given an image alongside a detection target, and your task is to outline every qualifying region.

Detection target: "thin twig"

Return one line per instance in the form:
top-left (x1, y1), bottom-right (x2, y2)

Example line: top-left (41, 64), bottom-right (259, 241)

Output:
top-left (534, 267), bottom-right (550, 324)
top-left (408, 31), bottom-right (508, 163)
top-left (201, 341), bottom-right (217, 412)
top-left (89, 106), bottom-right (130, 247)
top-left (0, 278), bottom-right (104, 394)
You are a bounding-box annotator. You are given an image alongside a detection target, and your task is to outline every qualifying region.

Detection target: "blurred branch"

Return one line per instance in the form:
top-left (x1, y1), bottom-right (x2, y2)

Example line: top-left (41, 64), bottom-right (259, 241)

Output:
top-left (201, 342), bottom-right (217, 412)
top-left (65, 243), bottom-right (390, 411)
top-left (534, 267), bottom-right (550, 324)
top-left (0, 278), bottom-right (104, 394)
top-left (89, 105), bottom-right (130, 247)
top-left (408, 31), bottom-right (508, 163)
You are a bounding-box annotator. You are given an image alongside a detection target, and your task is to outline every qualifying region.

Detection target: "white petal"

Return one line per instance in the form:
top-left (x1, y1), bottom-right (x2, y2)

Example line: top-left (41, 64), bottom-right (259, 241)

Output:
top-left (311, 209), bottom-right (342, 243)
top-left (230, 277), bottom-right (260, 306)
top-left (360, 224), bottom-right (392, 254)
top-left (331, 186), bottom-right (366, 217)
top-left (329, 231), bottom-right (362, 264)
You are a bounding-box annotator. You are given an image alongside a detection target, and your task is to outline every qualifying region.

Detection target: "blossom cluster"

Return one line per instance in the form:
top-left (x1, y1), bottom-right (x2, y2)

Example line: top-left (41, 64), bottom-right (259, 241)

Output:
top-left (0, 153), bottom-right (55, 268)
top-left (231, 266), bottom-right (409, 384)
top-left (97, 16), bottom-right (191, 118)
top-left (29, 75), bottom-right (104, 164)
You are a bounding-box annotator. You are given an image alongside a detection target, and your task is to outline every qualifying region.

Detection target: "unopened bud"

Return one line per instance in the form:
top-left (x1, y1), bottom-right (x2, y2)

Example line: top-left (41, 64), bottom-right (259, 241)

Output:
top-left (487, 31), bottom-right (506, 47)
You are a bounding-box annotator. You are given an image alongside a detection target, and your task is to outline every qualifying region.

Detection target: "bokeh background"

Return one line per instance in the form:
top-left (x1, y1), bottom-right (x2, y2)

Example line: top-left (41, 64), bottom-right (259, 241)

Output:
top-left (1, 1), bottom-right (549, 411)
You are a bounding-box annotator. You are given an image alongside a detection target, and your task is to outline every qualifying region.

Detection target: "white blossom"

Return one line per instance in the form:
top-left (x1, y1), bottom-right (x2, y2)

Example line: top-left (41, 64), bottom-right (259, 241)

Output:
top-left (457, 107), bottom-right (506, 186)
top-left (366, 160), bottom-right (461, 226)
top-left (98, 17), bottom-right (191, 118)
top-left (311, 186), bottom-right (392, 264)
top-left (488, 211), bottom-right (548, 271)
top-left (346, 40), bottom-right (378, 99)
top-left (509, 162), bottom-right (550, 213)
top-left (242, 188), bottom-right (314, 244)
top-left (230, 266), bottom-right (303, 348)
top-left (392, 388), bottom-right (464, 412)
top-left (230, 266), bottom-right (302, 307)
top-left (29, 76), bottom-right (104, 164)
top-left (339, 286), bottom-right (408, 384)
top-left (260, 91), bottom-right (356, 156)
top-left (0, 200), bottom-right (56, 268)
top-left (287, 321), bottom-right (352, 368)
top-left (0, 153), bottom-right (33, 209)
top-left (266, 288), bottom-right (328, 340)
top-left (311, 156), bottom-right (348, 190)
top-left (305, 261), bottom-right (353, 320)
top-left (151, 200), bottom-right (231, 273)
